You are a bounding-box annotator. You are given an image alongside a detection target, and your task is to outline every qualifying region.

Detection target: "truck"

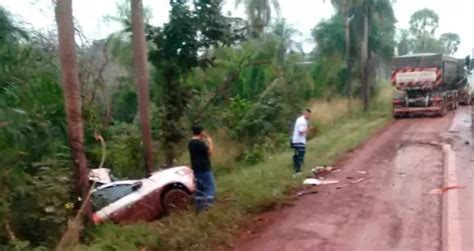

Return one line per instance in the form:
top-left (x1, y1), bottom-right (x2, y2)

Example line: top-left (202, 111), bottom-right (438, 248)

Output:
top-left (391, 53), bottom-right (470, 118)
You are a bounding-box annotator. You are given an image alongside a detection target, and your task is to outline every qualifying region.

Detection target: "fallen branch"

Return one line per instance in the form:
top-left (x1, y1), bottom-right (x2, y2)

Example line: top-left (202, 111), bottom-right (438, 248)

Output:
top-left (55, 134), bottom-right (105, 251)
top-left (4, 220), bottom-right (16, 241)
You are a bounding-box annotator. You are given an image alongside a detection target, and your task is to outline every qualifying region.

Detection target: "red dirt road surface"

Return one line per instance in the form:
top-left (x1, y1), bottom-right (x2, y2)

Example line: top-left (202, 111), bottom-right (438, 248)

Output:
top-left (232, 108), bottom-right (472, 251)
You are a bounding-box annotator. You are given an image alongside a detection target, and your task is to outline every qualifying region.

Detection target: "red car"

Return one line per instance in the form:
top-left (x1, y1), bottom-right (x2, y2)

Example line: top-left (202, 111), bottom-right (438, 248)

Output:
top-left (89, 166), bottom-right (195, 224)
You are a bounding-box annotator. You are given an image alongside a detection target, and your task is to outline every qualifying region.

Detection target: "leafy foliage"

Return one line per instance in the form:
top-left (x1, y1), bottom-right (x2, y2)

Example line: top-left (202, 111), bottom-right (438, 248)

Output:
top-left (0, 0), bottom-right (399, 249)
top-left (235, 0), bottom-right (281, 38)
top-left (409, 8), bottom-right (442, 53)
top-left (439, 32), bottom-right (461, 55)
top-left (146, 0), bottom-right (244, 164)
top-left (397, 9), bottom-right (461, 55)
top-left (312, 0), bottom-right (396, 97)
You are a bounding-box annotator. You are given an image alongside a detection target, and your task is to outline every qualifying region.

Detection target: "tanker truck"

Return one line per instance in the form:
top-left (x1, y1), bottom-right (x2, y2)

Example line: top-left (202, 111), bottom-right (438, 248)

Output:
top-left (391, 53), bottom-right (470, 118)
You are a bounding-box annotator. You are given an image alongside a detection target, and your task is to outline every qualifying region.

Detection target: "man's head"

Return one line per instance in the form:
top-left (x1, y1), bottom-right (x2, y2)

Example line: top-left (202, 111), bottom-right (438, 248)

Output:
top-left (191, 125), bottom-right (203, 136)
top-left (303, 108), bottom-right (312, 120)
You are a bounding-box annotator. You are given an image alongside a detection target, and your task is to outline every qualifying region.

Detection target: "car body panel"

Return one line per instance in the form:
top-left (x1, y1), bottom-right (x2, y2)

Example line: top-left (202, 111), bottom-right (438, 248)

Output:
top-left (91, 166), bottom-right (195, 224)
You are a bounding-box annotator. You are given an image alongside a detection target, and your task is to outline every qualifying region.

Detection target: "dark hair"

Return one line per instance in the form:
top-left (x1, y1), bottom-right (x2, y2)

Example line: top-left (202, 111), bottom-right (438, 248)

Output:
top-left (191, 125), bottom-right (203, 135)
top-left (305, 108), bottom-right (312, 113)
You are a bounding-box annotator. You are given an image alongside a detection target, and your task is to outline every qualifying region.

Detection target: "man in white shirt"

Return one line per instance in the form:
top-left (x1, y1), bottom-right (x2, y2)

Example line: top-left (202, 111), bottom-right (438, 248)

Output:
top-left (291, 109), bottom-right (312, 174)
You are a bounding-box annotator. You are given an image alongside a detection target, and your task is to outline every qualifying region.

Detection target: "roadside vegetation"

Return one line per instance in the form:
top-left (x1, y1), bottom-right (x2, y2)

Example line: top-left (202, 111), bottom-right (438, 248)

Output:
top-left (76, 98), bottom-right (391, 251)
top-left (0, 0), bottom-right (457, 250)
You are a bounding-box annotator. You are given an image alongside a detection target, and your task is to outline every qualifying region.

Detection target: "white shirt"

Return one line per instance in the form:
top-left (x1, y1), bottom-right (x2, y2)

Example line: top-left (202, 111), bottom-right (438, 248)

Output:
top-left (292, 116), bottom-right (308, 145)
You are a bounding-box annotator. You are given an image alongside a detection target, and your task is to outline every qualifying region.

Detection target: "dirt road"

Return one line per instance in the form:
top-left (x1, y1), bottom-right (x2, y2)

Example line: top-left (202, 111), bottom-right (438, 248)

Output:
top-left (232, 107), bottom-right (472, 251)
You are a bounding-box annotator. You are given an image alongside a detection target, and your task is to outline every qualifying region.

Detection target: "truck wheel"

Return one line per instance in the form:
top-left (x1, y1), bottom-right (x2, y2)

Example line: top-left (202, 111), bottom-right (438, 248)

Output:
top-left (162, 188), bottom-right (191, 215)
top-left (441, 104), bottom-right (447, 117)
top-left (437, 103), bottom-right (447, 117)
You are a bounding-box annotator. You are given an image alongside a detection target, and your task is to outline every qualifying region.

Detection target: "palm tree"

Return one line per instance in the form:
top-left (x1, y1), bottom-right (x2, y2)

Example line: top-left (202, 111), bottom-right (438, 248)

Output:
top-left (235, 0), bottom-right (280, 38)
top-left (360, 0), bottom-right (370, 111)
top-left (333, 0), bottom-right (395, 111)
top-left (330, 0), bottom-right (358, 111)
top-left (272, 19), bottom-right (301, 65)
top-left (55, 0), bottom-right (90, 214)
top-left (131, 0), bottom-right (153, 175)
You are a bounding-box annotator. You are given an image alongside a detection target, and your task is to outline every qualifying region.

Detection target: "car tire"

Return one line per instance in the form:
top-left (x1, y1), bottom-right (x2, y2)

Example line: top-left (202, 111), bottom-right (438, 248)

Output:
top-left (162, 188), bottom-right (191, 215)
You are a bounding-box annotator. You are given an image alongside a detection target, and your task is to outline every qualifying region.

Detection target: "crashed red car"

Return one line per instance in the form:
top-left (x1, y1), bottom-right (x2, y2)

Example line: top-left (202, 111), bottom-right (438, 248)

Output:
top-left (89, 166), bottom-right (195, 224)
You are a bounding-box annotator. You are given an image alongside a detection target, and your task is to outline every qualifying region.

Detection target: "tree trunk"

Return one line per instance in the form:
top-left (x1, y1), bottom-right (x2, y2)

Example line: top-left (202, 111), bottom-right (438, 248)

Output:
top-left (343, 1), bottom-right (352, 113)
top-left (131, 0), bottom-right (153, 175)
top-left (361, 0), bottom-right (370, 112)
top-left (55, 0), bottom-right (90, 217)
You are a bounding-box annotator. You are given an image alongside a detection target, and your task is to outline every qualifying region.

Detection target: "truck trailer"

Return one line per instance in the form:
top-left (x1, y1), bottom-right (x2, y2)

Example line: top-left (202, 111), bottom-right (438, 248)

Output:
top-left (391, 53), bottom-right (470, 118)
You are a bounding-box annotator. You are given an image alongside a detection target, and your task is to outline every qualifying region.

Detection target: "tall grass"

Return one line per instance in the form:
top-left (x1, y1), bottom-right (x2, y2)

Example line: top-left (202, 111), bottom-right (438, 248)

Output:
top-left (309, 98), bottom-right (362, 130)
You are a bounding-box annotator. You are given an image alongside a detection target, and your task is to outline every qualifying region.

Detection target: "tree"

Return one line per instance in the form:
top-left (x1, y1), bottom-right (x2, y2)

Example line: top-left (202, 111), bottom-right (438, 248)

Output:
top-left (55, 0), bottom-right (90, 216)
top-left (315, 0), bottom-right (395, 110)
top-left (360, 0), bottom-right (370, 111)
top-left (235, 0), bottom-right (280, 38)
top-left (131, 0), bottom-right (153, 175)
top-left (397, 29), bottom-right (411, 55)
top-left (330, 0), bottom-right (359, 111)
top-left (409, 8), bottom-right (439, 52)
top-left (439, 32), bottom-right (461, 55)
top-left (271, 19), bottom-right (301, 65)
top-left (147, 0), bottom-right (240, 165)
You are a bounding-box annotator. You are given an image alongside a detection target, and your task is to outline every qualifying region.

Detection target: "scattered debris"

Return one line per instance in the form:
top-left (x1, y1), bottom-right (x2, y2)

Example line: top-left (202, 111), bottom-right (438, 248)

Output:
top-left (350, 178), bottom-right (365, 184)
top-left (311, 166), bottom-right (336, 174)
top-left (303, 178), bottom-right (339, 186)
top-left (429, 185), bottom-right (466, 195)
top-left (320, 180), bottom-right (339, 185)
top-left (356, 171), bottom-right (367, 175)
top-left (303, 178), bottom-right (321, 185)
top-left (296, 190), bottom-right (319, 196)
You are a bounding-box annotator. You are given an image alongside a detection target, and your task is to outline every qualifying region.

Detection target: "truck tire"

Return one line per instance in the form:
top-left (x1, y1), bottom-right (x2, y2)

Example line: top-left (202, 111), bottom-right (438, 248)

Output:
top-left (441, 104), bottom-right (447, 117)
top-left (437, 102), bottom-right (447, 117)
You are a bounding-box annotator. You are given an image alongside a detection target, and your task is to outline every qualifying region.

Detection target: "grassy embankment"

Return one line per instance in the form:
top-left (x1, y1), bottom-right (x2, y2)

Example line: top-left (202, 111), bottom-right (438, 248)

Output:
top-left (78, 94), bottom-right (393, 251)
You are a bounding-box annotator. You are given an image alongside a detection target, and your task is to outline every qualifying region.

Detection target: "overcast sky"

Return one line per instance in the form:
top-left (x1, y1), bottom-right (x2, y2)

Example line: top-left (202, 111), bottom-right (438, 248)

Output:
top-left (1, 0), bottom-right (473, 57)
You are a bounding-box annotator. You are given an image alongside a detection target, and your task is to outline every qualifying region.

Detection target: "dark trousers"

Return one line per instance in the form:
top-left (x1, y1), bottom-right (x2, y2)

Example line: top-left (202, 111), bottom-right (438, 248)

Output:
top-left (194, 170), bottom-right (216, 212)
top-left (292, 144), bottom-right (306, 173)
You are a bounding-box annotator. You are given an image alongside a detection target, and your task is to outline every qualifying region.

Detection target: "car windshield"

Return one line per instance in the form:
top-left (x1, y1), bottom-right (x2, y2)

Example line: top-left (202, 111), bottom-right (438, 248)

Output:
top-left (91, 184), bottom-right (135, 211)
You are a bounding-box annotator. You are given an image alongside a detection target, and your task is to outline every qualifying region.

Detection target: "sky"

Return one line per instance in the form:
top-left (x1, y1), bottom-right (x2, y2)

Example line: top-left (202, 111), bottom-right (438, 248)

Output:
top-left (0, 0), bottom-right (473, 57)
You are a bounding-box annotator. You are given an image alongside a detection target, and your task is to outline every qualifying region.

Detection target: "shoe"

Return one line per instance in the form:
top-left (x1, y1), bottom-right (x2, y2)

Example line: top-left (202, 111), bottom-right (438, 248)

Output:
top-left (292, 172), bottom-right (302, 178)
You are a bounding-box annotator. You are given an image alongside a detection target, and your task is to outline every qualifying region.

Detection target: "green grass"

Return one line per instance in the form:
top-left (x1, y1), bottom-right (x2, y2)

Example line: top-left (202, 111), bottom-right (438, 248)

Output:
top-left (78, 104), bottom-right (391, 251)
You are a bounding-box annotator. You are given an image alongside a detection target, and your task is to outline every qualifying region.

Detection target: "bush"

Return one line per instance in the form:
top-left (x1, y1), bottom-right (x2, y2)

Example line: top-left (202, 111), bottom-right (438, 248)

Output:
top-left (76, 224), bottom-right (161, 251)
top-left (89, 122), bottom-right (145, 179)
top-left (9, 166), bottom-right (75, 248)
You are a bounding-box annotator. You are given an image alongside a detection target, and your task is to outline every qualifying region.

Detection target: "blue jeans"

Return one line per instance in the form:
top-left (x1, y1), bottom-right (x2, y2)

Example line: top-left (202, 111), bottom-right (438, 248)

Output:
top-left (292, 144), bottom-right (306, 173)
top-left (194, 170), bottom-right (216, 212)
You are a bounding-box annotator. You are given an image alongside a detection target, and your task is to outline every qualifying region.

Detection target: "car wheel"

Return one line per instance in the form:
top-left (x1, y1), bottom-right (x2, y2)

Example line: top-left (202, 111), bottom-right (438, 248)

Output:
top-left (162, 188), bottom-right (191, 215)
